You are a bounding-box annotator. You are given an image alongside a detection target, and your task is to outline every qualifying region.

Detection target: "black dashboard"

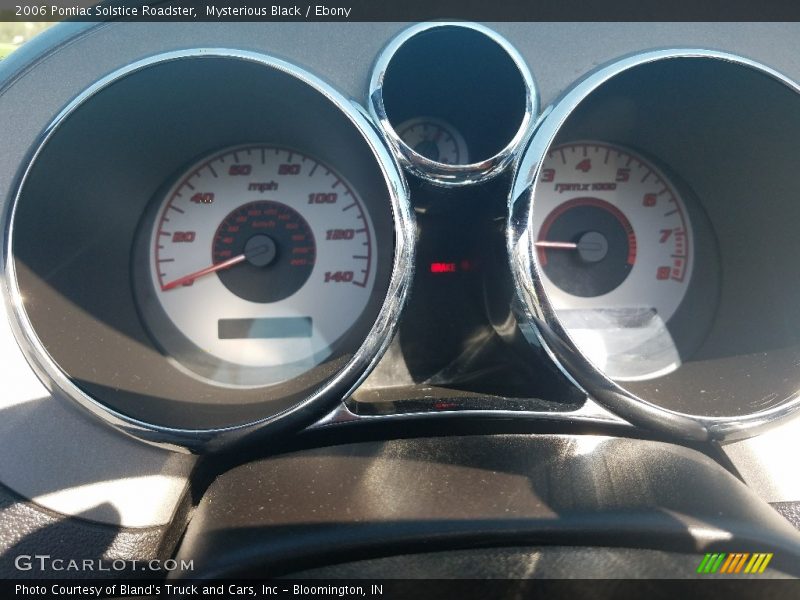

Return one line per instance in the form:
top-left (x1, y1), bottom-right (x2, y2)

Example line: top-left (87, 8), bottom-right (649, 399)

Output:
top-left (1, 17), bottom-right (800, 591)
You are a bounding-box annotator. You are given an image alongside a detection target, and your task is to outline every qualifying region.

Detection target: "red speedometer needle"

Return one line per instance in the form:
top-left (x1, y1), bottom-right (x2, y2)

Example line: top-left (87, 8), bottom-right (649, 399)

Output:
top-left (161, 254), bottom-right (246, 291)
top-left (534, 240), bottom-right (579, 249)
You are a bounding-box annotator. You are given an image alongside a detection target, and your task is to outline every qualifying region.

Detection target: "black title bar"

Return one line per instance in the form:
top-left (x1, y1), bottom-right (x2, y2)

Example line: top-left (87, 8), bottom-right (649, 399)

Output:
top-left (2, 0), bottom-right (800, 22)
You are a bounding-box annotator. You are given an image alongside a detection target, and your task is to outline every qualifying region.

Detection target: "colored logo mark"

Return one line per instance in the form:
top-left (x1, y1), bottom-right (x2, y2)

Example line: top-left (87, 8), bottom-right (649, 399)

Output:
top-left (696, 553), bottom-right (773, 575)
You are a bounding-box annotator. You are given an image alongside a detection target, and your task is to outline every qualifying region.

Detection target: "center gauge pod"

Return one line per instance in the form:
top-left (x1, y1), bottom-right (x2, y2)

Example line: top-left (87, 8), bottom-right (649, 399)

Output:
top-left (369, 22), bottom-right (537, 186)
top-left (508, 49), bottom-right (800, 441)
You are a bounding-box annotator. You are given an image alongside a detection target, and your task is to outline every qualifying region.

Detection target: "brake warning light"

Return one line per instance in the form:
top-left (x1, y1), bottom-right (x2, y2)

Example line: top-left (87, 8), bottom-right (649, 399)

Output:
top-left (430, 262), bottom-right (457, 273)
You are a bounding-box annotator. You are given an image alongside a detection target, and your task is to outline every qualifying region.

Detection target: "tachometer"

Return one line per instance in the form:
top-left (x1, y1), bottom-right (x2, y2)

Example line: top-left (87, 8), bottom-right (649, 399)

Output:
top-left (136, 144), bottom-right (377, 387)
top-left (531, 141), bottom-right (694, 380)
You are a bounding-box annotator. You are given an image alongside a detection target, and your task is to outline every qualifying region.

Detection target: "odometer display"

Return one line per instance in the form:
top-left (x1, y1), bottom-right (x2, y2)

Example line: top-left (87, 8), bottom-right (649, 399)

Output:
top-left (136, 144), bottom-right (377, 387)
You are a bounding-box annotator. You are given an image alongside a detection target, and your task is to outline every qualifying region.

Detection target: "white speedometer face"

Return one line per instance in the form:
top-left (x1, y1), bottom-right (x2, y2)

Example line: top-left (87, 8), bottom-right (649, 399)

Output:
top-left (532, 142), bottom-right (694, 380)
top-left (138, 145), bottom-right (377, 387)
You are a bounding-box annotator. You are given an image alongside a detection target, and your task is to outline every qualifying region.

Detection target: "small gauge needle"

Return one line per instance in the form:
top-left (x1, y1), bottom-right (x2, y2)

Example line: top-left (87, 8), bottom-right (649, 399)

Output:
top-left (534, 240), bottom-right (579, 250)
top-left (161, 254), bottom-right (246, 291)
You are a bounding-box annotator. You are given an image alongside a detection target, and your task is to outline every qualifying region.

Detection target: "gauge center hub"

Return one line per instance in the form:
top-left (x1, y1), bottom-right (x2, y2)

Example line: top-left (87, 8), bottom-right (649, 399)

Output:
top-left (537, 197), bottom-right (636, 298)
top-left (244, 234), bottom-right (278, 267)
top-left (212, 200), bottom-right (316, 304)
top-left (576, 231), bottom-right (609, 263)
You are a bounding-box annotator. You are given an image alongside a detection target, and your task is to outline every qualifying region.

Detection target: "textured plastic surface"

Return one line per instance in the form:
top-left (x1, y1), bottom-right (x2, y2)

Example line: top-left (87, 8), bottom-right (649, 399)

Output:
top-left (174, 434), bottom-right (800, 578)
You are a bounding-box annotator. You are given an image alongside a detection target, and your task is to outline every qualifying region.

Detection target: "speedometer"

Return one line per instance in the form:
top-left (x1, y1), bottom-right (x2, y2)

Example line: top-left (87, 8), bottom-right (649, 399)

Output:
top-left (8, 49), bottom-right (413, 443)
top-left (136, 144), bottom-right (377, 387)
top-left (531, 141), bottom-right (694, 380)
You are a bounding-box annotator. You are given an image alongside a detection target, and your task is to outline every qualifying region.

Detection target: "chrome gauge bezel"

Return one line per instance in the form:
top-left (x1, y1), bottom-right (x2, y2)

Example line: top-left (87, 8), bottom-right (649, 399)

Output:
top-left (369, 21), bottom-right (539, 187)
top-left (508, 48), bottom-right (800, 442)
top-left (2, 49), bottom-right (415, 452)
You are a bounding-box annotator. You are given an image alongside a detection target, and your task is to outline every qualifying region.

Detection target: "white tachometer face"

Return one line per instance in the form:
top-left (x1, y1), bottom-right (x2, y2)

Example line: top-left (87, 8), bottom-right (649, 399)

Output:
top-left (137, 145), bottom-right (377, 387)
top-left (532, 142), bottom-right (694, 380)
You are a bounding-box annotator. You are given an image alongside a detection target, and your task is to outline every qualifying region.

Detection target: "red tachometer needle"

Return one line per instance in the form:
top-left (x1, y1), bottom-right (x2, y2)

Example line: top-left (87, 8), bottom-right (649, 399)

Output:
top-left (161, 254), bottom-right (246, 291)
top-left (534, 240), bottom-right (579, 250)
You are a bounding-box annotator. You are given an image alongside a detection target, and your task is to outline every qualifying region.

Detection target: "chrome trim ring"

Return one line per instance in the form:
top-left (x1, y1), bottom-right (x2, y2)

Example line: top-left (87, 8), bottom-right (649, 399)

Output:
top-left (369, 22), bottom-right (538, 187)
top-left (508, 48), bottom-right (800, 443)
top-left (2, 49), bottom-right (415, 452)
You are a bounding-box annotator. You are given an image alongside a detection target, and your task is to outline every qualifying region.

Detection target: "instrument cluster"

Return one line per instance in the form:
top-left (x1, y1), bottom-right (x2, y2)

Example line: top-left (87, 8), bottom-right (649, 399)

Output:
top-left (4, 25), bottom-right (800, 450)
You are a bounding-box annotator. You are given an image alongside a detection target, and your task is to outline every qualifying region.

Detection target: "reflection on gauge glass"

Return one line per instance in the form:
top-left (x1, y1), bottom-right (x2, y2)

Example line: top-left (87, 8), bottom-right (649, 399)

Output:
top-left (532, 141), bottom-right (693, 381)
top-left (396, 117), bottom-right (469, 165)
top-left (135, 144), bottom-right (377, 387)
